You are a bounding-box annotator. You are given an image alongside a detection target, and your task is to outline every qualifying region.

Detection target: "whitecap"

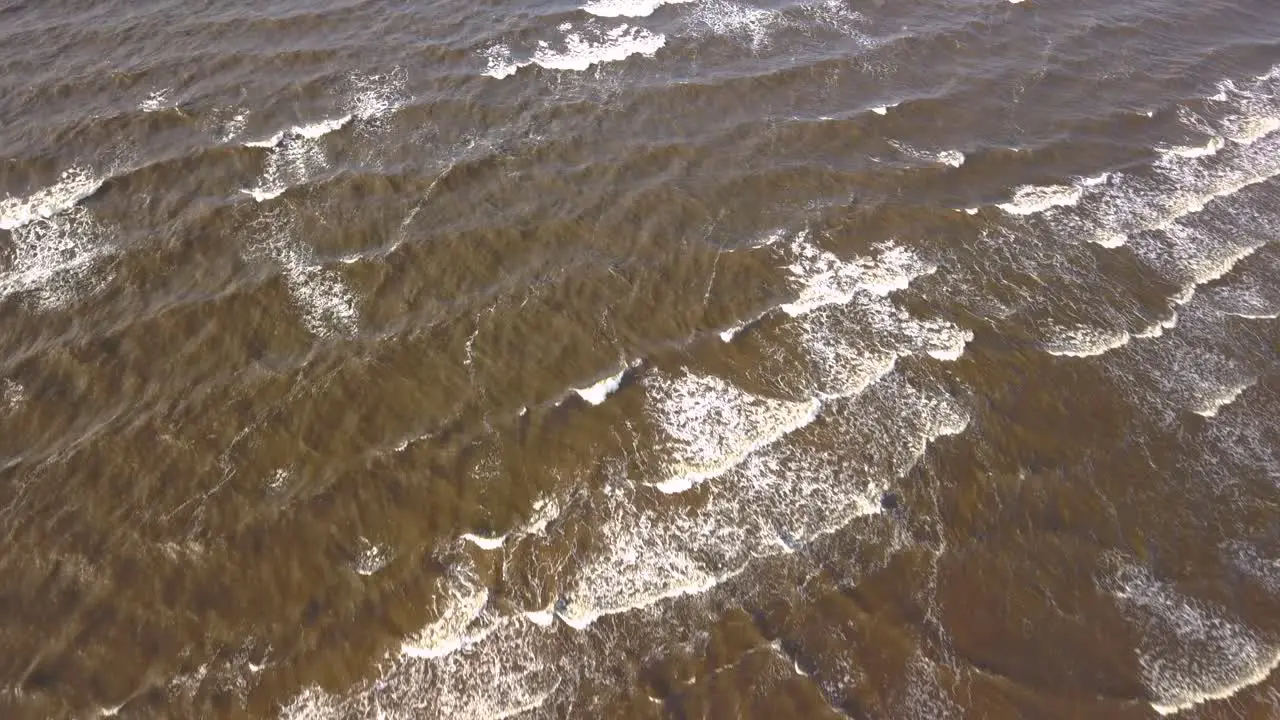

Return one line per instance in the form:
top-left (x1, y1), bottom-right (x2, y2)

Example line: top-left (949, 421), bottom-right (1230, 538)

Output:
top-left (1191, 379), bottom-right (1254, 418)
top-left (0, 205), bottom-right (113, 309)
top-left (0, 166), bottom-right (104, 231)
top-left (1157, 136), bottom-right (1225, 161)
top-left (400, 567), bottom-right (492, 659)
top-left (254, 217), bottom-right (360, 337)
top-left (645, 371), bottom-right (822, 494)
top-left (888, 140), bottom-right (965, 168)
top-left (139, 88), bottom-right (170, 113)
top-left (997, 183), bottom-right (1082, 216)
top-left (572, 363), bottom-right (632, 405)
top-left (460, 533), bottom-right (507, 550)
top-left (2, 379), bottom-right (24, 409)
top-left (1133, 311), bottom-right (1179, 339)
top-left (346, 69), bottom-right (406, 122)
top-left (779, 231), bottom-right (936, 316)
top-left (582, 0), bottom-right (693, 17)
top-left (687, 1), bottom-right (780, 49)
top-left (483, 24), bottom-right (666, 78)
top-left (352, 537), bottom-right (393, 576)
top-left (1041, 324), bottom-right (1132, 358)
top-left (1104, 559), bottom-right (1280, 717)
top-left (533, 24), bottom-right (666, 72)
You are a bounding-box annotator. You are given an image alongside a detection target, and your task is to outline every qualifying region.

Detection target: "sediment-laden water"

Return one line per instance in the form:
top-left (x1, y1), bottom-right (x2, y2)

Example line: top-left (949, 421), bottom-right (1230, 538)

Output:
top-left (1, 1), bottom-right (1279, 718)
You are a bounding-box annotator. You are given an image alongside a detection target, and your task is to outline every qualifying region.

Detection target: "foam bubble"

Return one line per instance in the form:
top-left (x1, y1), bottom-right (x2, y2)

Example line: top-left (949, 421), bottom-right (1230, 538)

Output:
top-left (483, 24), bottom-right (666, 78)
top-left (1041, 324), bottom-right (1132, 358)
top-left (687, 0), bottom-right (779, 49)
top-left (1133, 311), bottom-right (1180, 339)
top-left (572, 362), bottom-right (633, 405)
top-left (582, 0), bottom-right (692, 17)
top-left (279, 373), bottom-right (969, 716)
top-left (779, 231), bottom-right (937, 317)
top-left (400, 566), bottom-right (493, 659)
top-left (997, 183), bottom-right (1083, 216)
top-left (218, 110), bottom-right (249, 143)
top-left (352, 537), bottom-right (393, 576)
top-left (1158, 136), bottom-right (1225, 161)
top-left (535, 24), bottom-right (666, 71)
top-left (1, 379), bottom-right (24, 409)
top-left (1106, 309), bottom-right (1256, 424)
top-left (346, 69), bottom-right (407, 123)
top-left (253, 217), bottom-right (359, 337)
top-left (1103, 559), bottom-right (1280, 717)
top-left (139, 88), bottom-right (170, 113)
top-left (245, 115), bottom-right (351, 149)
top-left (645, 371), bottom-right (822, 493)
top-left (242, 131), bottom-right (336, 202)
top-left (0, 205), bottom-right (113, 309)
top-left (460, 532), bottom-right (507, 550)
top-left (0, 166), bottom-right (104, 231)
top-left (1191, 379), bottom-right (1254, 418)
top-left (889, 140), bottom-right (965, 168)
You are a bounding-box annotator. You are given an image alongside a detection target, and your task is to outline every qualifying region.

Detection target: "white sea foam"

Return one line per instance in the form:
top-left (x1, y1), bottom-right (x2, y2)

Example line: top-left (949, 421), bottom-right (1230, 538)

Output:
top-left (645, 371), bottom-right (822, 493)
top-left (277, 256), bottom-right (358, 336)
top-left (483, 24), bottom-right (666, 78)
top-left (1203, 274), bottom-right (1280, 320)
top-left (218, 109), bottom-right (249, 143)
top-left (1, 379), bottom-right (24, 410)
top-left (687, 0), bottom-right (779, 49)
top-left (241, 71), bottom-right (402, 198)
top-left (997, 183), bottom-right (1082, 216)
top-left (1133, 311), bottom-right (1179, 339)
top-left (458, 497), bottom-right (562, 550)
top-left (1080, 171), bottom-right (1111, 187)
top-left (139, 88), bottom-right (170, 113)
top-left (889, 140), bottom-right (965, 168)
top-left (255, 217), bottom-right (360, 337)
top-left (400, 565), bottom-right (492, 660)
top-left (288, 603), bottom-right (562, 720)
top-left (572, 362), bottom-right (633, 405)
top-left (1225, 542), bottom-right (1280, 594)
top-left (281, 374), bottom-right (969, 717)
top-left (1191, 379), bottom-right (1254, 418)
top-left (1158, 136), bottom-right (1225, 161)
top-left (1107, 311), bottom-right (1256, 424)
top-left (460, 532), bottom-right (507, 550)
top-left (245, 115), bottom-right (352, 149)
top-left (775, 230), bottom-right (969, 395)
top-left (346, 69), bottom-right (407, 122)
top-left (0, 205), bottom-right (113, 309)
top-left (1104, 559), bottom-right (1280, 717)
top-left (352, 537), bottom-right (393, 576)
top-left (582, 0), bottom-right (693, 17)
top-left (779, 231), bottom-right (936, 316)
top-left (0, 166), bottom-right (104, 231)
top-left (243, 130), bottom-right (335, 201)
top-left (1228, 116), bottom-right (1280, 146)
top-left (554, 377), bottom-right (968, 628)
top-left (535, 24), bottom-right (666, 71)
top-left (1041, 324), bottom-right (1132, 358)
top-left (719, 319), bottom-right (749, 342)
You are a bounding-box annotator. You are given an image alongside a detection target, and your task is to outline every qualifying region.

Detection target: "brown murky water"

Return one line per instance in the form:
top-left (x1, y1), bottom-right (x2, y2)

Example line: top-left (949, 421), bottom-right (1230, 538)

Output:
top-left (2, 1), bottom-right (1279, 718)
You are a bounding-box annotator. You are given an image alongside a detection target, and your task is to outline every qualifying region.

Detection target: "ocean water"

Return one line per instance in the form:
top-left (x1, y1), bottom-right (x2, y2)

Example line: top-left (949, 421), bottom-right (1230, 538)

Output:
top-left (1, 1), bottom-right (1279, 718)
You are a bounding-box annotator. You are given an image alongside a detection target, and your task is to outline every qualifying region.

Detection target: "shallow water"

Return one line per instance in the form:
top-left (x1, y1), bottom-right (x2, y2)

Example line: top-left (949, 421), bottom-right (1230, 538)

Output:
top-left (1, 1), bottom-right (1279, 718)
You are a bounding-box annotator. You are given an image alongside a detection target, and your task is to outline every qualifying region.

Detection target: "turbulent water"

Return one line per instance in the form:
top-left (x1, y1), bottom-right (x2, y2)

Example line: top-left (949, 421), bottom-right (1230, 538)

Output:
top-left (2, 0), bottom-right (1280, 718)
